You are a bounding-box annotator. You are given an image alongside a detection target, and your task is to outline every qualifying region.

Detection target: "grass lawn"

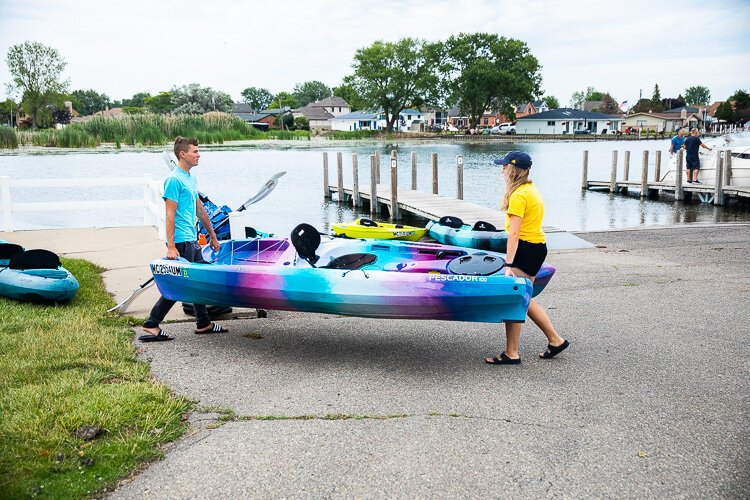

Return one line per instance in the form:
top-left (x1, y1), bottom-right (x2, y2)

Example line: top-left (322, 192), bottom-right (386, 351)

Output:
top-left (0, 258), bottom-right (191, 498)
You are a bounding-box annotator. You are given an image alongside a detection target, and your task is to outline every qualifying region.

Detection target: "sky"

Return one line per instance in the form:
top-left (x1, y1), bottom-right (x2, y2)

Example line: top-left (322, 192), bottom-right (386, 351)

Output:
top-left (1, 0), bottom-right (749, 106)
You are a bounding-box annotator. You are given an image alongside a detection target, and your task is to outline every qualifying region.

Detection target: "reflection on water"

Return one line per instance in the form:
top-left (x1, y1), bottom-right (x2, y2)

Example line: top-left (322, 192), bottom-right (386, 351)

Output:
top-left (1, 134), bottom-right (748, 234)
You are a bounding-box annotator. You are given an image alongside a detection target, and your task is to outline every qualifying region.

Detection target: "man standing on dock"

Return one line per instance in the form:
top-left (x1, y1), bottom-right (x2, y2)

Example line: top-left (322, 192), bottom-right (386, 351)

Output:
top-left (682, 128), bottom-right (712, 184)
top-left (669, 128), bottom-right (686, 156)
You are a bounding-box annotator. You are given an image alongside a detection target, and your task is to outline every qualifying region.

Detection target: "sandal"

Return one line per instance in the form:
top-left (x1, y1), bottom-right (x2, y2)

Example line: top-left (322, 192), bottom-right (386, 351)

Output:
top-left (138, 329), bottom-right (174, 342)
top-left (485, 352), bottom-right (521, 365)
top-left (540, 339), bottom-right (569, 359)
top-left (195, 322), bottom-right (229, 334)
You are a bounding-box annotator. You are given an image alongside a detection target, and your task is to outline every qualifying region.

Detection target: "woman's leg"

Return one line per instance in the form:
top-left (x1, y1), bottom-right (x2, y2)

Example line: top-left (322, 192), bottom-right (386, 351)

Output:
top-left (512, 267), bottom-right (565, 347)
top-left (504, 322), bottom-right (522, 359)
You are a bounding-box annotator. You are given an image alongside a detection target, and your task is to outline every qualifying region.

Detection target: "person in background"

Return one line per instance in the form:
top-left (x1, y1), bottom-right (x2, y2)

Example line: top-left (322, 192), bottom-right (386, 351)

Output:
top-left (140, 136), bottom-right (228, 341)
top-left (486, 151), bottom-right (569, 365)
top-left (682, 128), bottom-right (712, 184)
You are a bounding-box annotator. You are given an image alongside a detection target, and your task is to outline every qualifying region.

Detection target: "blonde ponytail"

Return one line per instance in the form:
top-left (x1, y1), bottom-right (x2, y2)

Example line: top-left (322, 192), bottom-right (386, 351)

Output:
top-left (501, 165), bottom-right (531, 211)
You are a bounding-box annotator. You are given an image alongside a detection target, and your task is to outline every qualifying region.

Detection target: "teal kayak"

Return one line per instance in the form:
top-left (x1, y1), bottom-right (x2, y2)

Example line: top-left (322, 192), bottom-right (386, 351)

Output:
top-left (0, 241), bottom-right (79, 303)
top-left (427, 216), bottom-right (508, 252)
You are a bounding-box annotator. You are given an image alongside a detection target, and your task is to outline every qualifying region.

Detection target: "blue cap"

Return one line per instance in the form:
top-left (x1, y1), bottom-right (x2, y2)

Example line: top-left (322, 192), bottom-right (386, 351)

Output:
top-left (494, 151), bottom-right (532, 169)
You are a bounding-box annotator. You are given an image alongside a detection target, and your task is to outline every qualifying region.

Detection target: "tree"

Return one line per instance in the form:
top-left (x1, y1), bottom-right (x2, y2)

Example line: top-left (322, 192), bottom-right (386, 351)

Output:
top-left (714, 100), bottom-right (735, 123)
top-left (684, 85), bottom-right (711, 105)
top-left (660, 95), bottom-right (686, 111)
top-left (5, 41), bottom-right (69, 129)
top-left (348, 38), bottom-right (439, 132)
top-left (598, 94), bottom-right (621, 114)
top-left (122, 92), bottom-right (151, 108)
top-left (569, 91), bottom-right (585, 109)
top-left (0, 99), bottom-right (18, 126)
top-left (269, 91), bottom-right (298, 109)
top-left (293, 81), bottom-right (331, 107)
top-left (144, 91), bottom-right (174, 114)
top-left (240, 87), bottom-right (273, 112)
top-left (730, 89), bottom-right (750, 123)
top-left (71, 89), bottom-right (111, 116)
top-left (541, 95), bottom-right (559, 109)
top-left (650, 84), bottom-right (664, 111)
top-left (333, 81), bottom-right (366, 111)
top-left (438, 33), bottom-right (541, 129)
top-left (171, 83), bottom-right (233, 114)
top-left (294, 116), bottom-right (310, 130)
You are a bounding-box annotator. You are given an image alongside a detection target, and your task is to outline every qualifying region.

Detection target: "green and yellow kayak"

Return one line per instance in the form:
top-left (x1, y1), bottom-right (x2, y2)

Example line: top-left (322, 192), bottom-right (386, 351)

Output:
top-left (332, 218), bottom-right (427, 241)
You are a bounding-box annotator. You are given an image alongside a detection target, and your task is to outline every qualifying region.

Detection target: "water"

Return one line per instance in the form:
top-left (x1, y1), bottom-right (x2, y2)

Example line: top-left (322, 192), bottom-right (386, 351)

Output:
top-left (1, 135), bottom-right (748, 236)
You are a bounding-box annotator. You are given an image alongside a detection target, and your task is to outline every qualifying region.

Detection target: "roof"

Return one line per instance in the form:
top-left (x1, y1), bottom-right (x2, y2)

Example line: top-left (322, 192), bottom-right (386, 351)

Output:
top-left (663, 105), bottom-right (700, 114)
top-left (259, 107), bottom-right (290, 115)
top-left (237, 113), bottom-right (273, 122)
top-left (233, 103), bottom-right (254, 113)
top-left (332, 111), bottom-right (380, 120)
top-left (309, 96), bottom-right (349, 107)
top-left (583, 101), bottom-right (604, 112)
top-left (294, 106), bottom-right (334, 120)
top-left (401, 109), bottom-right (421, 115)
top-left (533, 100), bottom-right (545, 108)
top-left (518, 108), bottom-right (622, 120)
top-left (516, 103), bottom-right (533, 113)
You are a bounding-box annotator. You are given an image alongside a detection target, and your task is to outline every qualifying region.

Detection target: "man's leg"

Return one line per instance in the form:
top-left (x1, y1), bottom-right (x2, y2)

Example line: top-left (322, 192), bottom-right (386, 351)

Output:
top-left (179, 242), bottom-right (212, 329)
top-left (143, 296), bottom-right (177, 331)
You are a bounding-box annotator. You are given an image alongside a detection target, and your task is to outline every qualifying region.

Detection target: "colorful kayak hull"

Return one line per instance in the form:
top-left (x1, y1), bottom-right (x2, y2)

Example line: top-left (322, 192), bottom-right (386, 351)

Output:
top-left (332, 219), bottom-right (426, 241)
top-left (151, 238), bottom-right (552, 323)
top-left (0, 241), bottom-right (79, 303)
top-left (427, 220), bottom-right (508, 252)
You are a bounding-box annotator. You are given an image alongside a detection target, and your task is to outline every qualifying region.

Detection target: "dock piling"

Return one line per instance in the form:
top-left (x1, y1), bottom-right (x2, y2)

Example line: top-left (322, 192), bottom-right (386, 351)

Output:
top-left (322, 152), bottom-right (331, 199)
top-left (624, 150), bottom-right (631, 181)
top-left (654, 150), bottom-right (662, 182)
top-left (411, 152), bottom-right (417, 190)
top-left (352, 154), bottom-right (360, 208)
top-left (375, 151), bottom-right (381, 184)
top-left (390, 151), bottom-right (399, 220)
top-left (714, 151), bottom-right (725, 206)
top-left (640, 150), bottom-right (649, 197)
top-left (370, 155), bottom-right (379, 215)
top-left (725, 149), bottom-right (732, 184)
top-left (432, 153), bottom-right (439, 194)
top-left (582, 150), bottom-right (589, 190)
top-left (456, 156), bottom-right (464, 200)
top-left (609, 151), bottom-right (618, 193)
top-left (675, 150), bottom-right (684, 201)
top-left (336, 152), bottom-right (344, 203)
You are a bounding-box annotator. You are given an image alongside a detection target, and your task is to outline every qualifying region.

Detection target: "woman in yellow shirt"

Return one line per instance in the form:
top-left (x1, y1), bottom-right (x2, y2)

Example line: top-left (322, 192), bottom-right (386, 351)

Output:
top-left (486, 151), bottom-right (569, 365)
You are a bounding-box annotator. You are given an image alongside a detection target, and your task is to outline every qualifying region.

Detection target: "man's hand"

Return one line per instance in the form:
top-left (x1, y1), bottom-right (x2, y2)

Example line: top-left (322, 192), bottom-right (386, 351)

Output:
top-left (505, 266), bottom-right (516, 277)
top-left (166, 244), bottom-right (179, 260)
top-left (210, 238), bottom-right (220, 253)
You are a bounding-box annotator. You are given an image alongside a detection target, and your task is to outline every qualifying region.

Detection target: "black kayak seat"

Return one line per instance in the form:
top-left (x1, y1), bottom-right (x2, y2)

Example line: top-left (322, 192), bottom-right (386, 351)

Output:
top-left (9, 249), bottom-right (62, 270)
top-left (473, 221), bottom-right (498, 232)
top-left (438, 216), bottom-right (464, 229)
top-left (447, 254), bottom-right (504, 276)
top-left (322, 253), bottom-right (377, 270)
top-left (359, 218), bottom-right (379, 227)
top-left (0, 243), bottom-right (24, 261)
top-left (291, 223), bottom-right (321, 266)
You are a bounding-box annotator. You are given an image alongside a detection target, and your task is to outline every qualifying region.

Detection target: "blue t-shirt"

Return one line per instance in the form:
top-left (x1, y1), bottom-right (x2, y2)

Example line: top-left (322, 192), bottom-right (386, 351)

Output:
top-left (671, 135), bottom-right (686, 152)
top-left (684, 135), bottom-right (703, 158)
top-left (163, 167), bottom-right (198, 243)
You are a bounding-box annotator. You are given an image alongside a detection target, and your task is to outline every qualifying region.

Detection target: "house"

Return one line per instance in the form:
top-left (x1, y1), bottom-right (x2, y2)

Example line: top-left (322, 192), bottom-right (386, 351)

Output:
top-left (292, 97), bottom-right (351, 131)
top-left (330, 111), bottom-right (382, 131)
top-left (621, 109), bottom-right (704, 133)
top-left (419, 108), bottom-right (450, 129)
top-left (533, 100), bottom-right (550, 113)
top-left (515, 102), bottom-right (537, 118)
top-left (232, 103), bottom-right (275, 129)
top-left (306, 96), bottom-right (350, 117)
top-left (516, 108), bottom-right (622, 134)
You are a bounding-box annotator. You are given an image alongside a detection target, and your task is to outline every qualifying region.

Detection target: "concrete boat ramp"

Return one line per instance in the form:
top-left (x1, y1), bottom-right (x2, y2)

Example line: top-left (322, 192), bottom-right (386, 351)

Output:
top-left (2, 224), bottom-right (747, 497)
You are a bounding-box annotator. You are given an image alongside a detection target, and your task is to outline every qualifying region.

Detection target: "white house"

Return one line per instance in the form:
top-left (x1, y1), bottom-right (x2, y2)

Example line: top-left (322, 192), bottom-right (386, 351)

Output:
top-left (330, 109), bottom-right (425, 131)
top-left (292, 96), bottom-right (352, 131)
top-left (516, 108), bottom-right (623, 134)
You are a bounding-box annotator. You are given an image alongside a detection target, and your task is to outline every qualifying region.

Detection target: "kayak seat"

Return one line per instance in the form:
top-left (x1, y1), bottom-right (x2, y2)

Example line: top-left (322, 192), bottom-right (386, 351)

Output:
top-left (395, 224), bottom-right (404, 228)
top-left (322, 253), bottom-right (377, 270)
top-left (359, 218), bottom-right (379, 227)
top-left (473, 221), bottom-right (498, 232)
top-left (439, 216), bottom-right (464, 229)
top-left (0, 243), bottom-right (24, 261)
top-left (9, 249), bottom-right (61, 270)
top-left (435, 250), bottom-right (465, 260)
top-left (447, 254), bottom-right (504, 276)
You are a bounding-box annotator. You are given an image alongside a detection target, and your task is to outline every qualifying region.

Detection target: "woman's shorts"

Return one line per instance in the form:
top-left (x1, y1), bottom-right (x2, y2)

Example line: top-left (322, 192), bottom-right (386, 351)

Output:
top-left (510, 240), bottom-right (548, 276)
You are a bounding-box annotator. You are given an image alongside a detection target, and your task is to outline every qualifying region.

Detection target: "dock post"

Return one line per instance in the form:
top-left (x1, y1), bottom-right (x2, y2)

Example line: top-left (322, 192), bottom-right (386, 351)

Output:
top-left (714, 151), bottom-right (725, 206)
top-left (390, 151), bottom-right (399, 220)
top-left (456, 155), bottom-right (464, 200)
top-left (370, 155), bottom-right (379, 215)
top-left (1, 176), bottom-right (12, 232)
top-left (675, 150), bottom-right (684, 201)
top-left (654, 150), bottom-right (662, 182)
top-left (640, 150), bottom-right (649, 197)
top-left (336, 152), bottom-right (344, 203)
top-left (581, 150), bottom-right (589, 190)
top-left (375, 151), bottom-right (381, 184)
top-left (411, 152), bottom-right (417, 190)
top-left (352, 154), bottom-right (360, 208)
top-left (609, 151), bottom-right (618, 193)
top-left (724, 148), bottom-right (732, 185)
top-left (624, 150), bottom-right (630, 180)
top-left (322, 152), bottom-right (331, 199)
top-left (432, 152), bottom-right (439, 194)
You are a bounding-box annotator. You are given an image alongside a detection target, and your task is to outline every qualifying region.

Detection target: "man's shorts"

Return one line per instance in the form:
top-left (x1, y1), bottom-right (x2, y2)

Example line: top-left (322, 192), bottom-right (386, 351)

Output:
top-left (686, 156), bottom-right (700, 170)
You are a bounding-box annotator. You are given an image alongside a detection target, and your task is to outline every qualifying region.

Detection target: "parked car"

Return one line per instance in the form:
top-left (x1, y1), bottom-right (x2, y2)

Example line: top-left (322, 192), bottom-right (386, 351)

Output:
top-left (573, 129), bottom-right (591, 135)
top-left (445, 124), bottom-right (459, 132)
top-left (492, 122), bottom-right (516, 135)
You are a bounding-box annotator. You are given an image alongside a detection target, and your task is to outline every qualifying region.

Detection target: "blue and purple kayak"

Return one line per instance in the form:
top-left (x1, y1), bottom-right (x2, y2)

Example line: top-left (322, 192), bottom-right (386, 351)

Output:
top-left (150, 233), bottom-right (555, 324)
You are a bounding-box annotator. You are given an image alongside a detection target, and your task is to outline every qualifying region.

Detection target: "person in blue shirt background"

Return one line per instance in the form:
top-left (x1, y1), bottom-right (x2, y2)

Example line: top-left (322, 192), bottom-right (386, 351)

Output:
top-left (669, 128), bottom-right (686, 156)
top-left (140, 137), bottom-right (228, 341)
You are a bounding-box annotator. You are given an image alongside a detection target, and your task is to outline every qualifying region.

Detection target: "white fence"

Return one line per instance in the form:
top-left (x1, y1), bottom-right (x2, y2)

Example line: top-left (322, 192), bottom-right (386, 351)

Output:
top-left (0, 175), bottom-right (166, 238)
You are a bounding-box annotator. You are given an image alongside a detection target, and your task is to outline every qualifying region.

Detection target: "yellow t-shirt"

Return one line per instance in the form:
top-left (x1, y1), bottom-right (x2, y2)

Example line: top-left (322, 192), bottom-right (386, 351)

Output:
top-left (504, 183), bottom-right (546, 244)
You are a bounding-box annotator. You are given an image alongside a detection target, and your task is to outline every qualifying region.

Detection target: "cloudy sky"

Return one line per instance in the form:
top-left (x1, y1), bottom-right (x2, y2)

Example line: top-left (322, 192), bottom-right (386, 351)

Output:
top-left (1, 0), bottom-right (748, 106)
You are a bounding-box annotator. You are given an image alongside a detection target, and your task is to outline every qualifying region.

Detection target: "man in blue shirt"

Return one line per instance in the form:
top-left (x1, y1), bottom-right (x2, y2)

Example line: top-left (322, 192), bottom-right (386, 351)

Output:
top-left (682, 128), bottom-right (712, 184)
top-left (669, 128), bottom-right (686, 156)
top-left (140, 137), bottom-right (228, 341)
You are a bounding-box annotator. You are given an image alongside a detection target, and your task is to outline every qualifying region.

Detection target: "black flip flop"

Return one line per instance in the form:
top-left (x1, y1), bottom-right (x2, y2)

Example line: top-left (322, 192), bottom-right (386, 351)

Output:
top-left (485, 352), bottom-right (521, 365)
top-left (138, 329), bottom-right (174, 342)
top-left (540, 339), bottom-right (569, 359)
top-left (194, 322), bottom-right (228, 334)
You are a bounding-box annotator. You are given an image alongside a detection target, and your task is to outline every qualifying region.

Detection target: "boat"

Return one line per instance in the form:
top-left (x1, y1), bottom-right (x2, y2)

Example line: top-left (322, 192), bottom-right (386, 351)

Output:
top-left (0, 241), bottom-right (79, 303)
top-left (332, 218), bottom-right (427, 241)
top-left (660, 144), bottom-right (750, 186)
top-left (149, 224), bottom-right (556, 324)
top-left (427, 216), bottom-right (508, 252)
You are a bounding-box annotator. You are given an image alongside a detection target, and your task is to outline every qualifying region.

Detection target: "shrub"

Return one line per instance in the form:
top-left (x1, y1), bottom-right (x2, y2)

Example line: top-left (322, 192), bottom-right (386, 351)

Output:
top-left (0, 126), bottom-right (18, 149)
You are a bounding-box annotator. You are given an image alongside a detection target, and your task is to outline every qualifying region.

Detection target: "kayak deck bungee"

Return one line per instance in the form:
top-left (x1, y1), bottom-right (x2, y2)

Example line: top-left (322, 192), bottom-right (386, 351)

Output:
top-left (0, 241), bottom-right (79, 303)
top-left (150, 226), bottom-right (556, 324)
top-left (332, 218), bottom-right (427, 241)
top-left (427, 216), bottom-right (509, 253)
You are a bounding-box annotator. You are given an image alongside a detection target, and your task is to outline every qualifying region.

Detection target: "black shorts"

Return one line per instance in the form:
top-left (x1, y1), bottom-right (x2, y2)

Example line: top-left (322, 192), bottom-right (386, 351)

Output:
top-left (510, 240), bottom-right (548, 276)
top-left (686, 156), bottom-right (700, 170)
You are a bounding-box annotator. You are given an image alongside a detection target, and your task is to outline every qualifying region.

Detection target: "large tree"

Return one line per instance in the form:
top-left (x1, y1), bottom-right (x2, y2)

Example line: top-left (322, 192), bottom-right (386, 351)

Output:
top-left (144, 91), bottom-right (174, 114)
top-left (348, 38), bottom-right (439, 132)
top-left (730, 89), bottom-right (750, 123)
top-left (438, 33), bottom-right (541, 129)
top-left (650, 84), bottom-right (664, 111)
top-left (333, 81), bottom-right (366, 111)
top-left (5, 41), bottom-right (69, 129)
top-left (684, 85), bottom-right (711, 106)
top-left (171, 83), bottom-right (233, 114)
top-left (714, 100), bottom-right (735, 123)
top-left (598, 93), bottom-right (621, 114)
top-left (541, 95), bottom-right (559, 109)
top-left (240, 86), bottom-right (273, 112)
top-left (293, 80), bottom-right (331, 107)
top-left (269, 91), bottom-right (298, 109)
top-left (71, 89), bottom-right (110, 116)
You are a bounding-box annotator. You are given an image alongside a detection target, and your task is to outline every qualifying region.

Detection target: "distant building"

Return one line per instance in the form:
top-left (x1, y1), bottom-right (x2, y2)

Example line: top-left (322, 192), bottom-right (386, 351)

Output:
top-left (621, 109), bottom-right (704, 133)
top-left (330, 108), bottom-right (424, 132)
top-left (516, 108), bottom-right (622, 134)
top-left (292, 97), bottom-right (351, 131)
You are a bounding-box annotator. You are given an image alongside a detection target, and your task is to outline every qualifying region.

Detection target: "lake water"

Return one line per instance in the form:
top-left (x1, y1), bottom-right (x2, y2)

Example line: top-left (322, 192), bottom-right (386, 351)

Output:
top-left (1, 134), bottom-right (749, 236)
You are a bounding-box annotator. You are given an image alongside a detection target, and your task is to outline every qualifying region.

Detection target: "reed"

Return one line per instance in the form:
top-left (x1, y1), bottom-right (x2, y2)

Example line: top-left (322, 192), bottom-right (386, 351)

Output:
top-left (266, 130), bottom-right (311, 140)
top-left (0, 125), bottom-right (18, 149)
top-left (16, 128), bottom-right (99, 148)
top-left (328, 130), bottom-right (380, 140)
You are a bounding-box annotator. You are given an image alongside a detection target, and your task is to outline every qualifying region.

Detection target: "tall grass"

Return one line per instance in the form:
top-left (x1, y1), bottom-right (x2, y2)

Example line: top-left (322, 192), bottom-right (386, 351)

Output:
top-left (266, 130), bottom-right (310, 140)
top-left (328, 130), bottom-right (381, 140)
top-left (17, 128), bottom-right (99, 148)
top-left (0, 258), bottom-right (190, 498)
top-left (0, 126), bottom-right (18, 149)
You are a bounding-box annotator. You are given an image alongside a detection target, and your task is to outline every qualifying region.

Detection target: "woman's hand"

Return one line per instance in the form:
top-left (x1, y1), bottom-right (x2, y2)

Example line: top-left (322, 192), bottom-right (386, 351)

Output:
top-left (505, 266), bottom-right (516, 277)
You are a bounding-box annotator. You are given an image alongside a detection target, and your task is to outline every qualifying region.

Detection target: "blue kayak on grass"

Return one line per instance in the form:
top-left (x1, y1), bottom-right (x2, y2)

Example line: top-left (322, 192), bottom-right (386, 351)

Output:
top-left (0, 241), bottom-right (79, 303)
top-left (427, 216), bottom-right (508, 253)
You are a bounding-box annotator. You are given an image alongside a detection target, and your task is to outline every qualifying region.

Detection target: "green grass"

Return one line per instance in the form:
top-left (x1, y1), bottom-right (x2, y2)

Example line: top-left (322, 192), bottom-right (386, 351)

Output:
top-left (0, 126), bottom-right (18, 149)
top-left (0, 258), bottom-right (190, 498)
top-left (327, 130), bottom-right (380, 140)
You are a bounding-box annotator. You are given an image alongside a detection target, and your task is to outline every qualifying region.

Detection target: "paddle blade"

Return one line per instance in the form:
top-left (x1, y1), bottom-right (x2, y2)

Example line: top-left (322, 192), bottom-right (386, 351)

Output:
top-left (162, 151), bottom-right (176, 171)
top-left (107, 278), bottom-right (154, 314)
top-left (237, 171), bottom-right (286, 211)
